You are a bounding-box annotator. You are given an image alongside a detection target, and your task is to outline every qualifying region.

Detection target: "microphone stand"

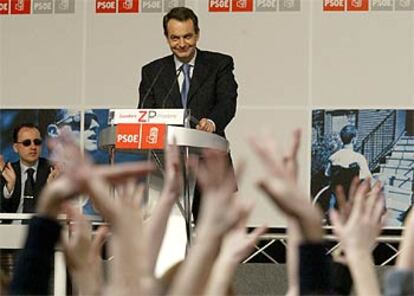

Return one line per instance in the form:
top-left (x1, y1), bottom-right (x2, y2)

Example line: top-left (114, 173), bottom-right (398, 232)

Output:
top-left (182, 109), bottom-right (194, 249)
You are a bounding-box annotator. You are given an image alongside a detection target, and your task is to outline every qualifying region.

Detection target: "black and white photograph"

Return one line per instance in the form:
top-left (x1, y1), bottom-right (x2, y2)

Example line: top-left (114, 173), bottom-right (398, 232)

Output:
top-left (311, 109), bottom-right (414, 226)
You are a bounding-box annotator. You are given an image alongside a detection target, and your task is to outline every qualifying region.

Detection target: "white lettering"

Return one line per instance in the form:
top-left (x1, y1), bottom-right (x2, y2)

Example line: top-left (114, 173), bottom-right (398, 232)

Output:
top-left (34, 2), bottom-right (52, 10)
top-left (15, 0), bottom-right (25, 11)
top-left (0, 3), bottom-right (8, 10)
top-left (117, 134), bottom-right (139, 143)
top-left (143, 0), bottom-right (161, 8)
top-left (372, 0), bottom-right (392, 5)
top-left (324, 0), bottom-right (344, 7)
top-left (97, 1), bottom-right (115, 9)
top-left (210, 0), bottom-right (230, 8)
top-left (257, 0), bottom-right (277, 7)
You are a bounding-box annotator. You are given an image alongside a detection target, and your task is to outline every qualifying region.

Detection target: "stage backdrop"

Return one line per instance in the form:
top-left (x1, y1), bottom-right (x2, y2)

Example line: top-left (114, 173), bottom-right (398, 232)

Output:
top-left (1, 0), bottom-right (414, 227)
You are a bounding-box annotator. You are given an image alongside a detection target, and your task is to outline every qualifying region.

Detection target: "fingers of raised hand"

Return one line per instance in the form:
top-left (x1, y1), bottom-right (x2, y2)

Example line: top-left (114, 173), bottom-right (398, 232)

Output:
top-left (0, 155), bottom-right (5, 170)
top-left (91, 226), bottom-right (110, 257)
top-left (117, 181), bottom-right (145, 209)
top-left (250, 129), bottom-right (301, 182)
top-left (334, 185), bottom-right (353, 222)
top-left (258, 178), bottom-right (305, 219)
top-left (2, 164), bottom-right (16, 181)
top-left (197, 150), bottom-right (233, 190)
top-left (350, 179), bottom-right (371, 217)
top-left (249, 136), bottom-right (281, 175)
top-left (329, 209), bottom-right (345, 238)
top-left (85, 177), bottom-right (116, 222)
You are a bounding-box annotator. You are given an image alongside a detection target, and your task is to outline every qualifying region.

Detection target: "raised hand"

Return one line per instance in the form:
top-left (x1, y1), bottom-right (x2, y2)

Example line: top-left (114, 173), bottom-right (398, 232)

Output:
top-left (204, 203), bottom-right (266, 296)
top-left (330, 180), bottom-right (384, 252)
top-left (169, 150), bottom-right (246, 296)
top-left (144, 142), bottom-right (183, 273)
top-left (252, 129), bottom-right (322, 296)
top-left (48, 130), bottom-right (154, 192)
top-left (85, 175), bottom-right (158, 295)
top-left (196, 150), bottom-right (242, 237)
top-left (252, 129), bottom-right (323, 242)
top-left (63, 205), bottom-right (108, 296)
top-left (46, 165), bottom-right (60, 184)
top-left (0, 155), bottom-right (16, 193)
top-left (218, 205), bottom-right (266, 264)
top-left (329, 180), bottom-right (383, 296)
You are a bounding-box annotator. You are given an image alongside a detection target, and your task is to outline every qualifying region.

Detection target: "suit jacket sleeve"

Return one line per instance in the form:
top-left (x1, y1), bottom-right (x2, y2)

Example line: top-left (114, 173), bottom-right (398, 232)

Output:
top-left (299, 243), bottom-right (334, 295)
top-left (9, 216), bottom-right (61, 295)
top-left (138, 65), bottom-right (156, 109)
top-left (208, 55), bottom-right (238, 134)
top-left (0, 162), bottom-right (20, 213)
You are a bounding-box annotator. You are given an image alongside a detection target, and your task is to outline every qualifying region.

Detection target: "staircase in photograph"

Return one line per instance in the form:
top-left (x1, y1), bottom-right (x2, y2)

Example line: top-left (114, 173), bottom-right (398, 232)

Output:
top-left (380, 134), bottom-right (414, 226)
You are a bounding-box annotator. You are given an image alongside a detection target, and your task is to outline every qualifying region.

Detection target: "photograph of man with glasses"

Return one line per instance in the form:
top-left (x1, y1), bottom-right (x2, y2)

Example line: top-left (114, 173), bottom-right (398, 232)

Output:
top-left (0, 123), bottom-right (57, 218)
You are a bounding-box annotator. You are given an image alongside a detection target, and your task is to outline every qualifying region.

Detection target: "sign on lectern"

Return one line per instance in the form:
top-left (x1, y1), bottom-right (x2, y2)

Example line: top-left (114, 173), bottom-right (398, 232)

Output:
top-left (108, 109), bottom-right (186, 125)
top-left (115, 123), bottom-right (166, 150)
top-left (110, 109), bottom-right (187, 150)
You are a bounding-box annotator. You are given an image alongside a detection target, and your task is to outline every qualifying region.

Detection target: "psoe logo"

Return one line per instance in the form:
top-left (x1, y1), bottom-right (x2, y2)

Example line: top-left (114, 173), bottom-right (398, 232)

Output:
top-left (141, 124), bottom-right (166, 150)
top-left (118, 0), bottom-right (138, 13)
top-left (11, 0), bottom-right (31, 14)
top-left (347, 0), bottom-right (368, 10)
top-left (96, 0), bottom-right (116, 13)
top-left (0, 0), bottom-right (9, 14)
top-left (395, 0), bottom-right (414, 10)
top-left (232, 0), bottom-right (253, 11)
top-left (141, 0), bottom-right (162, 12)
top-left (209, 0), bottom-right (231, 12)
top-left (371, 0), bottom-right (393, 10)
top-left (256, 0), bottom-right (277, 11)
top-left (115, 124), bottom-right (141, 149)
top-left (323, 0), bottom-right (345, 10)
top-left (33, 0), bottom-right (53, 14)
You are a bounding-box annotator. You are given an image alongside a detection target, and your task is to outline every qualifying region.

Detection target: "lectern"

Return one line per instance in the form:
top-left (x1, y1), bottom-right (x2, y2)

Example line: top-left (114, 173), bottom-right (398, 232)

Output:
top-left (98, 109), bottom-right (229, 245)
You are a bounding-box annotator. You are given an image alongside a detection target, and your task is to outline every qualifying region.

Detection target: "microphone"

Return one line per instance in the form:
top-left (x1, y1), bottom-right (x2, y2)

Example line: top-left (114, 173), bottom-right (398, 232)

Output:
top-left (161, 66), bottom-right (183, 109)
top-left (138, 64), bottom-right (166, 109)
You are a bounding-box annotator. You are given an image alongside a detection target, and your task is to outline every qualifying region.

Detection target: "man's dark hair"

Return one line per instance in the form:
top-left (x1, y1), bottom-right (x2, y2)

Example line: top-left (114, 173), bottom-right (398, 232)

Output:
top-left (13, 123), bottom-right (40, 143)
top-left (163, 7), bottom-right (200, 36)
top-left (339, 124), bottom-right (357, 145)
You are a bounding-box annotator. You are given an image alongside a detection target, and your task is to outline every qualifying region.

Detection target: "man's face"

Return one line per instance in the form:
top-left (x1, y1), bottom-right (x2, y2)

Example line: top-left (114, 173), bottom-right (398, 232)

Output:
top-left (83, 110), bottom-right (100, 152)
top-left (55, 109), bottom-right (100, 152)
top-left (166, 19), bottom-right (199, 63)
top-left (13, 127), bottom-right (42, 166)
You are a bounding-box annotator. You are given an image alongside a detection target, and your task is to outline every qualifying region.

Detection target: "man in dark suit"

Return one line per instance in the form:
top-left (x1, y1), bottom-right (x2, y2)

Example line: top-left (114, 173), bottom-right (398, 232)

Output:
top-left (138, 7), bottom-right (238, 220)
top-left (0, 123), bottom-right (55, 220)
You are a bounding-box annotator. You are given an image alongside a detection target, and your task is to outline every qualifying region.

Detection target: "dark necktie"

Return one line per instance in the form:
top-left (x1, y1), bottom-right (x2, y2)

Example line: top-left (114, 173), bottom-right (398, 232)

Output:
top-left (23, 168), bottom-right (35, 213)
top-left (181, 63), bottom-right (191, 108)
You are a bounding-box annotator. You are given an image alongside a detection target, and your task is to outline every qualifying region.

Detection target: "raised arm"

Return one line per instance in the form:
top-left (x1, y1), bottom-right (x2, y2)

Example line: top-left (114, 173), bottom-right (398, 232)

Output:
top-left (169, 150), bottom-right (245, 295)
top-left (252, 129), bottom-right (334, 295)
top-left (330, 180), bottom-right (383, 296)
top-left (205, 204), bottom-right (266, 296)
top-left (384, 205), bottom-right (414, 295)
top-left (144, 143), bottom-right (182, 272)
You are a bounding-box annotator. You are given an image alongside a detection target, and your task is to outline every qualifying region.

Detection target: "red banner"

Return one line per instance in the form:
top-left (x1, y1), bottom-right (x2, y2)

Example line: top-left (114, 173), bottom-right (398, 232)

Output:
top-left (11, 0), bottom-right (31, 14)
top-left (0, 0), bottom-right (8, 14)
top-left (116, 123), bottom-right (166, 150)
top-left (96, 0), bottom-right (116, 13)
top-left (323, 0), bottom-right (345, 11)
top-left (232, 0), bottom-right (253, 12)
top-left (209, 0), bottom-right (231, 12)
top-left (118, 0), bottom-right (139, 13)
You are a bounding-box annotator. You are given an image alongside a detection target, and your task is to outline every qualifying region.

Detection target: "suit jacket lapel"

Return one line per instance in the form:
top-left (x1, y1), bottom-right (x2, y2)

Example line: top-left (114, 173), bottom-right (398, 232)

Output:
top-left (188, 50), bottom-right (210, 105)
top-left (161, 56), bottom-right (181, 108)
